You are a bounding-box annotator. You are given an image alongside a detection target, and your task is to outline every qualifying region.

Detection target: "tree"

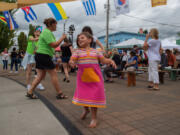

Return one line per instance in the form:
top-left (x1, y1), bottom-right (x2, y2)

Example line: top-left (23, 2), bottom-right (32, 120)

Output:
top-left (0, 22), bottom-right (16, 52)
top-left (143, 29), bottom-right (148, 34)
top-left (0, 0), bottom-right (16, 3)
top-left (28, 24), bottom-right (36, 37)
top-left (177, 32), bottom-right (180, 37)
top-left (0, 0), bottom-right (17, 52)
top-left (18, 32), bottom-right (27, 52)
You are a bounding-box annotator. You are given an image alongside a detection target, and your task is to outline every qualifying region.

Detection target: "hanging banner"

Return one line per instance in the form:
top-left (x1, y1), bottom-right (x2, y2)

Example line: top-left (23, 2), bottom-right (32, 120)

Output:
top-left (0, 0), bottom-right (76, 11)
top-left (114, 0), bottom-right (129, 15)
top-left (151, 0), bottom-right (167, 7)
top-left (3, 11), bottom-right (19, 30)
top-left (47, 3), bottom-right (68, 21)
top-left (0, 15), bottom-right (7, 24)
top-left (81, 0), bottom-right (96, 16)
top-left (21, 7), bottom-right (37, 22)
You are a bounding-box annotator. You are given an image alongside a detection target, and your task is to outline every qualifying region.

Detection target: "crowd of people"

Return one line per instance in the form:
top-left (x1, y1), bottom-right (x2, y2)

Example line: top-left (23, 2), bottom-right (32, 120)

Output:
top-left (1, 47), bottom-right (24, 73)
top-left (1, 17), bottom-right (180, 128)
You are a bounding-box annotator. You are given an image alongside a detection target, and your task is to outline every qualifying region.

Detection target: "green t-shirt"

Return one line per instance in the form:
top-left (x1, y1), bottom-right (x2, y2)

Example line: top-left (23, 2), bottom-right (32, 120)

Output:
top-left (26, 36), bottom-right (36, 55)
top-left (36, 28), bottom-right (55, 57)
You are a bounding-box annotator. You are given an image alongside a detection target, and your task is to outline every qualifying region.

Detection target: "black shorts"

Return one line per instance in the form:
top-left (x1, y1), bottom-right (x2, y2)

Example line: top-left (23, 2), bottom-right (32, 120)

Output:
top-left (61, 57), bottom-right (70, 63)
top-left (35, 53), bottom-right (55, 70)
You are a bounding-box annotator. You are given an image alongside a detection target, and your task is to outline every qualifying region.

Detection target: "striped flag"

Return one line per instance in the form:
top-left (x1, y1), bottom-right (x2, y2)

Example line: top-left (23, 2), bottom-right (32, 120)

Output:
top-left (0, 15), bottom-right (7, 24)
top-left (3, 11), bottom-right (19, 30)
top-left (82, 0), bottom-right (96, 16)
top-left (48, 3), bottom-right (67, 21)
top-left (151, 0), bottom-right (167, 7)
top-left (21, 6), bottom-right (37, 22)
top-left (114, 0), bottom-right (129, 15)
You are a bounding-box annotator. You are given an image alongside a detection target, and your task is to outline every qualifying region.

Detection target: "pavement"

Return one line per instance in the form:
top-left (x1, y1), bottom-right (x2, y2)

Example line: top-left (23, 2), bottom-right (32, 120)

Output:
top-left (1, 66), bottom-right (180, 135)
top-left (0, 76), bottom-right (69, 135)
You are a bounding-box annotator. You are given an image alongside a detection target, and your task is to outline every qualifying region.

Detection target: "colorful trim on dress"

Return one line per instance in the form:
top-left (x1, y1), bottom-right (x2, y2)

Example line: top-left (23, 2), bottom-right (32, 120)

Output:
top-left (72, 98), bottom-right (106, 108)
top-left (72, 101), bottom-right (106, 108)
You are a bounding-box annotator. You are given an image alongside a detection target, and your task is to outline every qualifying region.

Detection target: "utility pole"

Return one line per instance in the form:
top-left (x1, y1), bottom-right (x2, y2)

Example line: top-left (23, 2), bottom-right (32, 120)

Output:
top-left (68, 24), bottom-right (75, 46)
top-left (105, 0), bottom-right (110, 52)
top-left (63, 17), bottom-right (69, 34)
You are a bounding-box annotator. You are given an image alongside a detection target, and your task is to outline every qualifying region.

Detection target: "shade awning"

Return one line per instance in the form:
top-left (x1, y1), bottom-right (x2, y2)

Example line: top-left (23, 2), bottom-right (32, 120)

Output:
top-left (113, 38), bottom-right (144, 49)
top-left (0, 2), bottom-right (17, 11)
top-left (0, 0), bottom-right (76, 11)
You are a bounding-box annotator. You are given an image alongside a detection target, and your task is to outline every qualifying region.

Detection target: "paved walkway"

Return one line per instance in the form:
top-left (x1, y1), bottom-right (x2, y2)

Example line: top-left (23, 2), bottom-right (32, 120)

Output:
top-left (1, 67), bottom-right (180, 135)
top-left (0, 77), bottom-right (69, 135)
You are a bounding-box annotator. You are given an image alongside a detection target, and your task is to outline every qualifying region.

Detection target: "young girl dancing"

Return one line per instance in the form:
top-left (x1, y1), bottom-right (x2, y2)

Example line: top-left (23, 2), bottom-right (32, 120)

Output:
top-left (69, 32), bottom-right (116, 128)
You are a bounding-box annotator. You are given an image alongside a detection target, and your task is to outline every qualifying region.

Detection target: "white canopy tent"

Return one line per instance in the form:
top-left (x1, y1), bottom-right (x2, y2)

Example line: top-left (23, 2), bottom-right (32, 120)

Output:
top-left (161, 39), bottom-right (180, 51)
top-left (113, 38), bottom-right (144, 49)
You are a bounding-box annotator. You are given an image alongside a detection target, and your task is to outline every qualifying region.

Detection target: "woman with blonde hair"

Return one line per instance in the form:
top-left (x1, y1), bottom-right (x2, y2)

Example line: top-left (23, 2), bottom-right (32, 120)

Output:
top-left (143, 28), bottom-right (161, 90)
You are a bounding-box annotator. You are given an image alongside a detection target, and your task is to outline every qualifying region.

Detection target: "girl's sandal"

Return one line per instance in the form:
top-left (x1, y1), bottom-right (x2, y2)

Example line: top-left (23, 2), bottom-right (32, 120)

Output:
top-left (26, 92), bottom-right (38, 99)
top-left (56, 93), bottom-right (68, 100)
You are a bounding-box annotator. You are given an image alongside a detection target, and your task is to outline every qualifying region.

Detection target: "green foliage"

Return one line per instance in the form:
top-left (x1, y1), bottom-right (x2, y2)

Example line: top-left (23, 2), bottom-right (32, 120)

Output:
top-left (177, 32), bottom-right (180, 37)
top-left (143, 29), bottom-right (148, 34)
top-left (17, 32), bottom-right (27, 52)
top-left (0, 0), bottom-right (16, 3)
top-left (28, 24), bottom-right (36, 37)
top-left (0, 22), bottom-right (16, 52)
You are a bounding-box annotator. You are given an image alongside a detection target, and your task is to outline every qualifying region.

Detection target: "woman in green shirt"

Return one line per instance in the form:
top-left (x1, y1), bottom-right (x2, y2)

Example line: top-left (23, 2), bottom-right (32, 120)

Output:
top-left (27, 18), bottom-right (67, 99)
top-left (22, 28), bottom-right (45, 90)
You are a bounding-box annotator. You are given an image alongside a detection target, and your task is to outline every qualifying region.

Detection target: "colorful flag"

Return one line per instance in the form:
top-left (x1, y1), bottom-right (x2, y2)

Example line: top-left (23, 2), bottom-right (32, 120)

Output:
top-left (47, 3), bottom-right (67, 21)
top-left (3, 11), bottom-right (18, 30)
top-left (0, 15), bottom-right (7, 24)
top-left (81, 0), bottom-right (96, 16)
top-left (21, 7), bottom-right (37, 22)
top-left (114, 0), bottom-right (129, 15)
top-left (151, 0), bottom-right (167, 7)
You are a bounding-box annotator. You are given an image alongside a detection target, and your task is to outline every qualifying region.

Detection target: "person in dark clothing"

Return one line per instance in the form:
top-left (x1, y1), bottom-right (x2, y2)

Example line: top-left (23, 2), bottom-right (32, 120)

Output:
top-left (103, 51), bottom-right (121, 82)
top-left (18, 50), bottom-right (24, 68)
top-left (61, 38), bottom-right (73, 82)
top-left (10, 47), bottom-right (18, 73)
top-left (159, 49), bottom-right (167, 84)
top-left (159, 49), bottom-right (167, 70)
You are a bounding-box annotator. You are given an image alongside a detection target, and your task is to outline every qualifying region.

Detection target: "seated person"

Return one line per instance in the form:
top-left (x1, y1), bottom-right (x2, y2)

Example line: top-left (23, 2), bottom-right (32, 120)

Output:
top-left (159, 48), bottom-right (167, 70)
top-left (125, 51), bottom-right (138, 71)
top-left (174, 49), bottom-right (180, 69)
top-left (125, 51), bottom-right (138, 86)
top-left (103, 51), bottom-right (121, 82)
top-left (166, 49), bottom-right (176, 68)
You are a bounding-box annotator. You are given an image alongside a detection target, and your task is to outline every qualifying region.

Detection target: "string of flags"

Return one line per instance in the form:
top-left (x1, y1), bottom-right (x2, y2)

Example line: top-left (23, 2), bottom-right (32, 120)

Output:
top-left (151, 0), bottom-right (167, 7)
top-left (21, 7), bottom-right (37, 22)
top-left (0, 15), bottom-right (7, 24)
top-left (3, 11), bottom-right (19, 30)
top-left (114, 0), bottom-right (167, 16)
top-left (114, 0), bottom-right (130, 15)
top-left (0, 0), bottom-right (168, 30)
top-left (81, 0), bottom-right (96, 16)
top-left (47, 3), bottom-right (68, 21)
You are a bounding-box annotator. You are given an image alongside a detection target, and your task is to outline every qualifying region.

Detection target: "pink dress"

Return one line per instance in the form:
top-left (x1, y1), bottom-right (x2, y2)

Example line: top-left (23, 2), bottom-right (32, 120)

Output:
top-left (72, 48), bottom-right (106, 108)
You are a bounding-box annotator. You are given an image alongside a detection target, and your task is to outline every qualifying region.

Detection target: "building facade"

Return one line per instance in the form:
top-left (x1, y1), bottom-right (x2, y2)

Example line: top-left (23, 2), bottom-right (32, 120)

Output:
top-left (98, 31), bottom-right (147, 49)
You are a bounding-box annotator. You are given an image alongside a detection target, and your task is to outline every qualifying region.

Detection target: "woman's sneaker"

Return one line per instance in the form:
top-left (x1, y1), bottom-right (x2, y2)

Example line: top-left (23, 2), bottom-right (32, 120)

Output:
top-left (37, 83), bottom-right (45, 91)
